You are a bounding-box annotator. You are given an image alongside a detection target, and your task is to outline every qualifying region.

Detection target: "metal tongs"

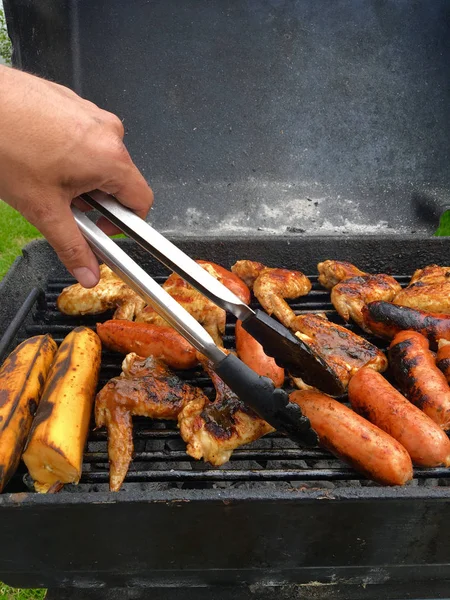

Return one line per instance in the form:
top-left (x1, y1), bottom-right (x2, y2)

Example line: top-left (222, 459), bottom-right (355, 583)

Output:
top-left (72, 191), bottom-right (342, 445)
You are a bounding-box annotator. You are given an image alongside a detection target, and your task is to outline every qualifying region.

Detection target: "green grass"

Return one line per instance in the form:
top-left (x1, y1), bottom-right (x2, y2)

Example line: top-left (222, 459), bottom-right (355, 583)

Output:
top-left (434, 210), bottom-right (450, 236)
top-left (0, 201), bottom-right (42, 278)
top-left (0, 585), bottom-right (45, 599)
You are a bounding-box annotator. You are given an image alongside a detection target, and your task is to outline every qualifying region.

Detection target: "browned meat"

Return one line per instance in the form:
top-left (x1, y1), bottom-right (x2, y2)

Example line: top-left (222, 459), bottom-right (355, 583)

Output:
top-left (394, 265), bottom-right (450, 313)
top-left (234, 260), bottom-right (387, 391)
top-left (317, 260), bottom-right (366, 289)
top-left (231, 260), bottom-right (267, 289)
top-left (58, 260), bottom-right (250, 347)
top-left (95, 353), bottom-right (207, 491)
top-left (437, 339), bottom-right (450, 384)
top-left (178, 358), bottom-right (274, 465)
top-left (57, 264), bottom-right (145, 320)
top-left (317, 260), bottom-right (401, 331)
top-left (362, 301), bottom-right (450, 347)
top-left (388, 331), bottom-right (450, 430)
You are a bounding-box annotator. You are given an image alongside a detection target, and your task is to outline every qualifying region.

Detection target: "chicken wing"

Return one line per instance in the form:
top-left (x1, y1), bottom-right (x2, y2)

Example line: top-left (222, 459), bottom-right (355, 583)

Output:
top-left (317, 260), bottom-right (365, 289)
top-left (394, 265), bottom-right (450, 313)
top-left (232, 260), bottom-right (312, 328)
top-left (57, 264), bottom-right (146, 320)
top-left (232, 260), bottom-right (387, 390)
top-left (95, 353), bottom-right (207, 491)
top-left (317, 260), bottom-right (401, 331)
top-left (178, 357), bottom-right (275, 465)
top-left (58, 260), bottom-right (250, 347)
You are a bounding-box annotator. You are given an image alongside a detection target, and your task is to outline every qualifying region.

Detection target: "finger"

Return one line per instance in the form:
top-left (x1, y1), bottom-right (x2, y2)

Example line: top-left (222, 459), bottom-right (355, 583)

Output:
top-left (33, 201), bottom-right (101, 288)
top-left (100, 154), bottom-right (154, 220)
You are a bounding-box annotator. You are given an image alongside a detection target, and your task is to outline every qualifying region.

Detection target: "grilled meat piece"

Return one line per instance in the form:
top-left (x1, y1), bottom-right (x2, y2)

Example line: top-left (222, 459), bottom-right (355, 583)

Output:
top-left (231, 260), bottom-right (267, 289)
top-left (137, 261), bottom-right (250, 345)
top-left (233, 260), bottom-right (387, 390)
top-left (292, 313), bottom-right (387, 388)
top-left (57, 264), bottom-right (145, 320)
top-left (362, 301), bottom-right (450, 347)
top-left (58, 260), bottom-right (250, 347)
top-left (317, 260), bottom-right (401, 331)
top-left (394, 265), bottom-right (450, 313)
top-left (95, 353), bottom-right (207, 491)
top-left (96, 320), bottom-right (198, 369)
top-left (436, 340), bottom-right (450, 384)
top-left (317, 260), bottom-right (366, 289)
top-left (178, 357), bottom-right (274, 465)
top-left (389, 331), bottom-right (450, 431)
top-left (253, 267), bottom-right (312, 329)
top-left (290, 390), bottom-right (413, 486)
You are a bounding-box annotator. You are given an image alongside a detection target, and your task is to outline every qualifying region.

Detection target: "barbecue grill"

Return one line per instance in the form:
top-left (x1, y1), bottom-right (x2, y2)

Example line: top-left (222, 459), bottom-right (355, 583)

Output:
top-left (3, 1), bottom-right (450, 598)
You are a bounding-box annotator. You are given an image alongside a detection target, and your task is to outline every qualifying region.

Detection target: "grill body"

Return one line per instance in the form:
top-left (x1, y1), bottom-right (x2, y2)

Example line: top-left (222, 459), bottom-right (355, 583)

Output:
top-left (0, 237), bottom-right (450, 597)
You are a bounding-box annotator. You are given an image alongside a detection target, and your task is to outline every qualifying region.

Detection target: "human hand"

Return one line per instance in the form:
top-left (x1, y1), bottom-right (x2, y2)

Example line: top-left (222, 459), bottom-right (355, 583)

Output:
top-left (0, 66), bottom-right (153, 287)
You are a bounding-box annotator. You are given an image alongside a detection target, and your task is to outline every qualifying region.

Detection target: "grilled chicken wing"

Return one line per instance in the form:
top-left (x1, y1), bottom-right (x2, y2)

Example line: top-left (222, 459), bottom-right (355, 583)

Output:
top-left (232, 260), bottom-right (312, 328)
top-left (178, 357), bottom-right (275, 465)
top-left (57, 264), bottom-right (146, 320)
top-left (317, 260), bottom-right (401, 331)
top-left (394, 265), bottom-right (450, 313)
top-left (317, 260), bottom-right (365, 289)
top-left (58, 260), bottom-right (250, 346)
top-left (232, 260), bottom-right (387, 390)
top-left (95, 353), bottom-right (207, 491)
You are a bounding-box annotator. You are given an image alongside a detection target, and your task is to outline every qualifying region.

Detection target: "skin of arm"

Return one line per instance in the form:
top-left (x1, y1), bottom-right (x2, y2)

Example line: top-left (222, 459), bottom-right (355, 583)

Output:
top-left (0, 66), bottom-right (153, 287)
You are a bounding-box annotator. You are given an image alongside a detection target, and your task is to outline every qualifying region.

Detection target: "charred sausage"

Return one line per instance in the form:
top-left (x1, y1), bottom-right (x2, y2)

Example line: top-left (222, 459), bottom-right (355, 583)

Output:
top-left (97, 320), bottom-right (198, 370)
top-left (235, 320), bottom-right (285, 387)
top-left (289, 390), bottom-right (413, 486)
top-left (388, 331), bottom-right (450, 430)
top-left (362, 301), bottom-right (450, 347)
top-left (348, 367), bottom-right (450, 467)
top-left (436, 339), bottom-right (450, 384)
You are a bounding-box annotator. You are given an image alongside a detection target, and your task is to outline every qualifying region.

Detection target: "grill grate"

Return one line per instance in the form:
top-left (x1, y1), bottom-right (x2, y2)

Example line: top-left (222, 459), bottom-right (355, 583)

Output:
top-left (5, 273), bottom-right (450, 494)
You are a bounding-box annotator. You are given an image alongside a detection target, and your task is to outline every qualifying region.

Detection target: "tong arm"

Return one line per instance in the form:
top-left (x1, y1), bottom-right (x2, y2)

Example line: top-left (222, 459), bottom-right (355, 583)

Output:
top-left (71, 207), bottom-right (225, 365)
top-left (81, 191), bottom-right (253, 321)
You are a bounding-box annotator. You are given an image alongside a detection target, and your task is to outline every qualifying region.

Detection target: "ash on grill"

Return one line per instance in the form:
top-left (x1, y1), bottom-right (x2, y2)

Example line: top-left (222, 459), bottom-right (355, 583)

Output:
top-left (6, 274), bottom-right (450, 494)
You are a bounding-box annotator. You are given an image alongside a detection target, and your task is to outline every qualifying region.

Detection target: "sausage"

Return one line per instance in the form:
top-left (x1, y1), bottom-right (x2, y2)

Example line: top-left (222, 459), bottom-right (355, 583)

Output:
top-left (348, 368), bottom-right (450, 467)
top-left (197, 260), bottom-right (251, 304)
top-left (289, 390), bottom-right (413, 485)
top-left (97, 320), bottom-right (198, 370)
top-left (235, 320), bottom-right (285, 387)
top-left (388, 331), bottom-right (450, 430)
top-left (436, 339), bottom-right (450, 384)
top-left (362, 301), bottom-right (450, 347)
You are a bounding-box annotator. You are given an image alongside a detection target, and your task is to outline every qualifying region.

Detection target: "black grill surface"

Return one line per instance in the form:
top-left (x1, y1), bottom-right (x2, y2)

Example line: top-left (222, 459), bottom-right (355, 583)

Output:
top-left (4, 271), bottom-right (449, 495)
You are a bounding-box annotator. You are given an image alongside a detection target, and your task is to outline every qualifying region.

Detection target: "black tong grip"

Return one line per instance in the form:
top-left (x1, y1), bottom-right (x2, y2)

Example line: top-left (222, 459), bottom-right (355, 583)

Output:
top-left (215, 353), bottom-right (318, 446)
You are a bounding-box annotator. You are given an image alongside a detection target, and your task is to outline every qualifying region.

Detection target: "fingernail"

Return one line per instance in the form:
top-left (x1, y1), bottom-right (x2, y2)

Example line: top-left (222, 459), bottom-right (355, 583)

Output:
top-left (73, 267), bottom-right (99, 288)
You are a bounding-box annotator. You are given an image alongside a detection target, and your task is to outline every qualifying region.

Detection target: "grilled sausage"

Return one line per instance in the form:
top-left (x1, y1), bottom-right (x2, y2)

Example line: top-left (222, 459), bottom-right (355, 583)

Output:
top-left (197, 260), bottom-right (251, 304)
top-left (388, 331), bottom-right (450, 430)
top-left (97, 320), bottom-right (198, 370)
top-left (362, 301), bottom-right (450, 347)
top-left (436, 339), bottom-right (450, 384)
top-left (235, 320), bottom-right (285, 387)
top-left (289, 390), bottom-right (413, 486)
top-left (348, 368), bottom-right (450, 467)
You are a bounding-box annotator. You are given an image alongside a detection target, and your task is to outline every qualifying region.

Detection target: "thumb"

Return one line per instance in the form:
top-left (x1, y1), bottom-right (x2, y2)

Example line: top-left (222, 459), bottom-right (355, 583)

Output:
top-left (34, 202), bottom-right (101, 288)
